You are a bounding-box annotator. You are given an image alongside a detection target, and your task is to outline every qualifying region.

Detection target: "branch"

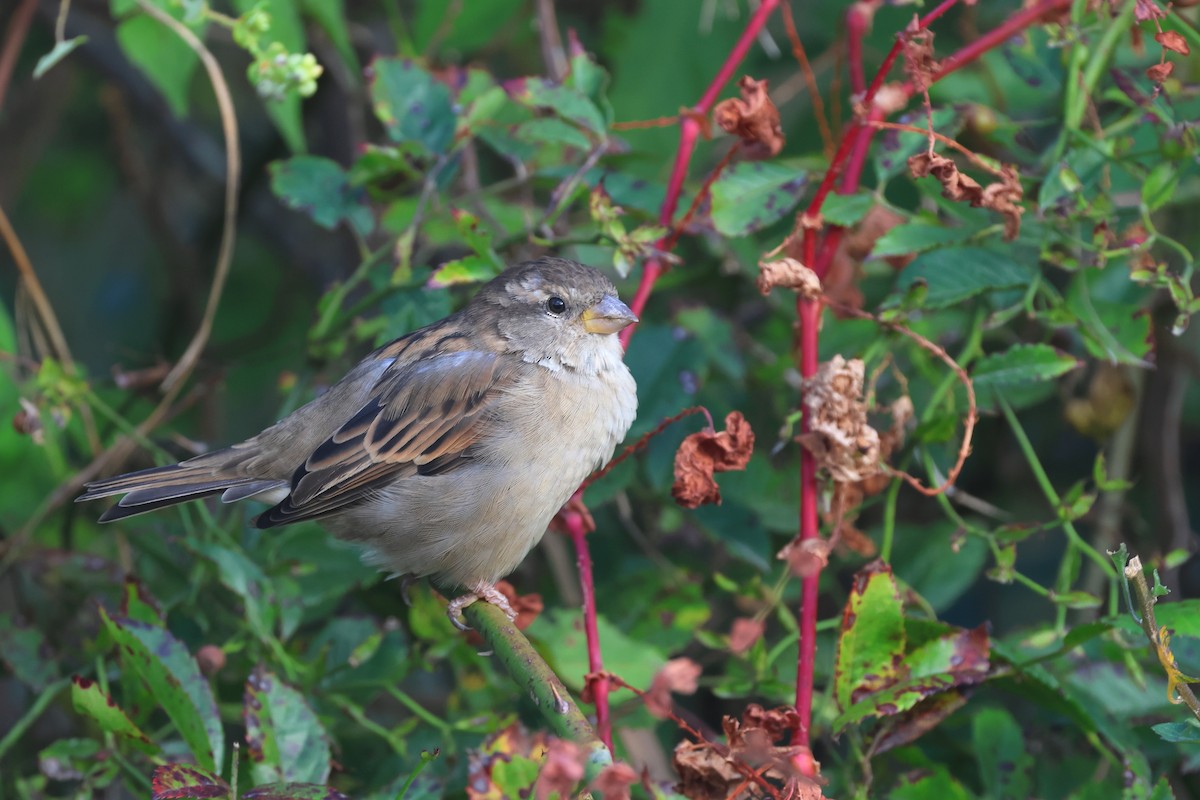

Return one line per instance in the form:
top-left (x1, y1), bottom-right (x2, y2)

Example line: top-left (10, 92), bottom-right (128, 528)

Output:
top-left (132, 0), bottom-right (242, 393)
top-left (462, 600), bottom-right (613, 779)
top-left (0, 0), bottom-right (36, 114)
top-left (620, 0), bottom-right (782, 347)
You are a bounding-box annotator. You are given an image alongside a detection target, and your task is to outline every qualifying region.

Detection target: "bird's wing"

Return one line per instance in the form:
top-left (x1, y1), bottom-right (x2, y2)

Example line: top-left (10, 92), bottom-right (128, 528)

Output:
top-left (256, 349), bottom-right (521, 527)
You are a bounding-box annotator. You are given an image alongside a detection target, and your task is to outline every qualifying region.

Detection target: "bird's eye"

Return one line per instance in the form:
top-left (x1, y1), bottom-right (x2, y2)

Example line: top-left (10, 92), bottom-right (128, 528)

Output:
top-left (547, 296), bottom-right (567, 315)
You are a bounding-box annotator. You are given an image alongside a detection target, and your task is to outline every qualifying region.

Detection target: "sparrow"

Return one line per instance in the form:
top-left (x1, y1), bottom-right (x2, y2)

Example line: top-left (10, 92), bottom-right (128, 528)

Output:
top-left (77, 258), bottom-right (639, 627)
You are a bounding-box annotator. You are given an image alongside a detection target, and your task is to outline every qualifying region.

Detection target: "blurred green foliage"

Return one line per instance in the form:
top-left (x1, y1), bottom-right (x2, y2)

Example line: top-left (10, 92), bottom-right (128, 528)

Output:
top-left (2, 0), bottom-right (1200, 798)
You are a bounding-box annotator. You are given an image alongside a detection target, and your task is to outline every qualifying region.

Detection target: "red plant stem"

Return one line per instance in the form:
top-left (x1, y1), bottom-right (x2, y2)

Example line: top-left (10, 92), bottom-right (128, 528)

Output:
top-left (620, 0), bottom-right (782, 348)
top-left (793, 297), bottom-right (822, 748)
top-left (789, 0), bottom-right (1073, 754)
top-left (845, 1), bottom-right (873, 96)
top-left (566, 510), bottom-right (612, 753)
top-left (0, 0), bottom-right (37, 115)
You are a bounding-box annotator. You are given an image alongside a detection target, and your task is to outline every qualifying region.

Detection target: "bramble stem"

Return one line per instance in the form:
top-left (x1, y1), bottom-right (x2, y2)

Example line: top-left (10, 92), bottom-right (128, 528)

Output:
top-left (463, 600), bottom-right (612, 779)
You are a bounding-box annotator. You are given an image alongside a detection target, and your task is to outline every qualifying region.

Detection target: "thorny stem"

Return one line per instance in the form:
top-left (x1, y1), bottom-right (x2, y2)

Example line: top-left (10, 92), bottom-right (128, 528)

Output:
top-left (565, 506), bottom-right (613, 753)
top-left (789, 0), bottom-right (1074, 757)
top-left (578, 0), bottom-right (782, 755)
top-left (463, 601), bottom-right (613, 781)
top-left (619, 0), bottom-right (782, 347)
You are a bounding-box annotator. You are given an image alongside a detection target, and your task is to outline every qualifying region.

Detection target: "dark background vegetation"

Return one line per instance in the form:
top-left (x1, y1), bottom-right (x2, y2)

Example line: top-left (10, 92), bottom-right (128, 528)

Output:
top-left (1, 0), bottom-right (1199, 798)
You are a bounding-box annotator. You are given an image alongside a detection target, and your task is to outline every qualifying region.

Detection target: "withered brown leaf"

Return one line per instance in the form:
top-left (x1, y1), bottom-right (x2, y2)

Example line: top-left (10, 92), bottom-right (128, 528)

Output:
top-left (713, 76), bottom-right (785, 159)
top-left (671, 411), bottom-right (755, 509)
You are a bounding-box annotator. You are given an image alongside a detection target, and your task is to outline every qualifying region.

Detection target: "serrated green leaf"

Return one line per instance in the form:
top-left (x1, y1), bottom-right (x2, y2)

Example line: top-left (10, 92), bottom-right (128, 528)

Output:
top-left (270, 156), bottom-right (373, 236)
top-left (893, 247), bottom-right (1031, 308)
top-left (428, 255), bottom-right (501, 288)
top-left (834, 561), bottom-right (905, 712)
top-left (100, 610), bottom-right (223, 772)
top-left (370, 58), bottom-right (456, 153)
top-left (872, 218), bottom-right (985, 259)
top-left (970, 344), bottom-right (1081, 410)
top-left (710, 161), bottom-right (806, 237)
top-left (972, 707), bottom-right (1033, 800)
top-left (243, 783), bottom-right (348, 800)
top-left (1141, 161), bottom-right (1179, 212)
top-left (874, 107), bottom-right (961, 183)
top-left (821, 193), bottom-right (875, 226)
top-left (514, 118), bottom-right (592, 151)
top-left (70, 676), bottom-right (157, 753)
top-left (0, 614), bottom-right (60, 690)
top-left (507, 78), bottom-right (605, 135)
top-left (244, 667), bottom-right (332, 785)
top-left (1152, 719), bottom-right (1200, 743)
top-left (151, 763), bottom-right (230, 800)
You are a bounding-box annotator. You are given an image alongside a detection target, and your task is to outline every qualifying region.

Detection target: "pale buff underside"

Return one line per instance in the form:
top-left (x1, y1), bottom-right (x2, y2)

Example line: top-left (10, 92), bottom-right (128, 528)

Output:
top-left (260, 337), bottom-right (637, 587)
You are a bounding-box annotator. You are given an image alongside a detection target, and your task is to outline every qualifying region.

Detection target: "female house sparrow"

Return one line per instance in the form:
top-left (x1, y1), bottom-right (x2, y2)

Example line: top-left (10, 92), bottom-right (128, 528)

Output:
top-left (78, 258), bottom-right (638, 626)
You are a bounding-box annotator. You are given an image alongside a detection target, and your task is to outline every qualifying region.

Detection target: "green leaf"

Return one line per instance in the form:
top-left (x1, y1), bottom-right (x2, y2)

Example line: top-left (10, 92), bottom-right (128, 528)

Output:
top-left (893, 247), bottom-right (1031, 308)
top-left (972, 707), bottom-right (1033, 800)
top-left (233, 0), bottom-right (308, 152)
top-left (821, 193), bottom-right (875, 226)
top-left (243, 783), bottom-right (349, 800)
top-left (120, 577), bottom-right (164, 627)
top-left (70, 676), bottom-right (157, 753)
top-left (710, 161), bottom-right (807, 237)
top-left (1152, 719), bottom-right (1200, 743)
top-left (874, 106), bottom-right (962, 183)
top-left (0, 613), bottom-right (61, 690)
top-left (151, 763), bottom-right (230, 800)
top-left (33, 37), bottom-right (89, 79)
top-left (370, 58), bottom-right (456, 153)
top-left (115, 15), bottom-right (203, 117)
top-left (270, 156), bottom-right (373, 236)
top-left (529, 610), bottom-right (665, 694)
top-left (507, 78), bottom-right (605, 135)
top-left (514, 118), bottom-right (593, 151)
top-left (428, 255), bottom-right (502, 288)
top-left (834, 561), bottom-right (905, 712)
top-left (970, 344), bottom-right (1081, 410)
top-left (887, 766), bottom-right (973, 800)
top-left (1141, 161), bottom-right (1179, 212)
top-left (100, 610), bottom-right (223, 772)
top-left (244, 666), bottom-right (332, 785)
top-left (873, 218), bottom-right (985, 259)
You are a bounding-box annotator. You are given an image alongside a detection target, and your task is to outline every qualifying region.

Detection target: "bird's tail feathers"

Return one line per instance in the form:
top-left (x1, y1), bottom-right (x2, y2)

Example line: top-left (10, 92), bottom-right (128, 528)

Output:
top-left (77, 460), bottom-right (286, 523)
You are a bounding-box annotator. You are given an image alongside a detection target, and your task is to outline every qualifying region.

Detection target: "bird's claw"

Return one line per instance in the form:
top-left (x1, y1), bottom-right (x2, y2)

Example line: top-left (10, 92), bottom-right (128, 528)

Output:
top-left (446, 584), bottom-right (518, 631)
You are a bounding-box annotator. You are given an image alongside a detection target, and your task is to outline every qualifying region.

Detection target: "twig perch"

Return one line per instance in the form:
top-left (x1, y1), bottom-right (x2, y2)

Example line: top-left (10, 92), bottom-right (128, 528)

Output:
top-left (462, 601), bottom-right (613, 780)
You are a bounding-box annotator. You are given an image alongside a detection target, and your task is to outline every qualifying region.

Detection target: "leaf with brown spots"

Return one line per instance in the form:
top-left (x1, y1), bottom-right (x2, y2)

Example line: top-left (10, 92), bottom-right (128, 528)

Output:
top-left (713, 76), bottom-right (785, 158)
top-left (671, 411), bottom-right (755, 508)
top-left (833, 561), bottom-right (906, 712)
top-left (151, 764), bottom-right (230, 800)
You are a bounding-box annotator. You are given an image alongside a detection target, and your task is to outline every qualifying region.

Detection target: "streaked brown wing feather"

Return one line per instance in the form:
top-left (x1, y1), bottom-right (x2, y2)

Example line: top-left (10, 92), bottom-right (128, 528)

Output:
top-left (256, 349), bottom-right (517, 528)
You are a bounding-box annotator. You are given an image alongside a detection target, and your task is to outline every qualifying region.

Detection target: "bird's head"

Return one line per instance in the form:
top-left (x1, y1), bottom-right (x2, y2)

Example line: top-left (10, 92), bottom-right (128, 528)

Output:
top-left (470, 258), bottom-right (637, 373)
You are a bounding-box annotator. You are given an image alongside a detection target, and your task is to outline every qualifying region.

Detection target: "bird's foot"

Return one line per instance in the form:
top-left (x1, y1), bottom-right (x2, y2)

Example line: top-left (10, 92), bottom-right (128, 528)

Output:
top-left (447, 583), bottom-right (517, 631)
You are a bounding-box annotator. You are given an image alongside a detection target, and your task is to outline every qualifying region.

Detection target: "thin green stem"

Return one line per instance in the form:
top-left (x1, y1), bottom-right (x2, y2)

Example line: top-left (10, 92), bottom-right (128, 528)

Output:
top-left (0, 677), bottom-right (70, 760)
top-left (384, 685), bottom-right (453, 735)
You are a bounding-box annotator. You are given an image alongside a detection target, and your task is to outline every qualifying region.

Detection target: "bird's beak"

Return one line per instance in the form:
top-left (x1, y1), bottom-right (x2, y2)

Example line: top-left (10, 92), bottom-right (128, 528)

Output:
top-left (581, 295), bottom-right (638, 334)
